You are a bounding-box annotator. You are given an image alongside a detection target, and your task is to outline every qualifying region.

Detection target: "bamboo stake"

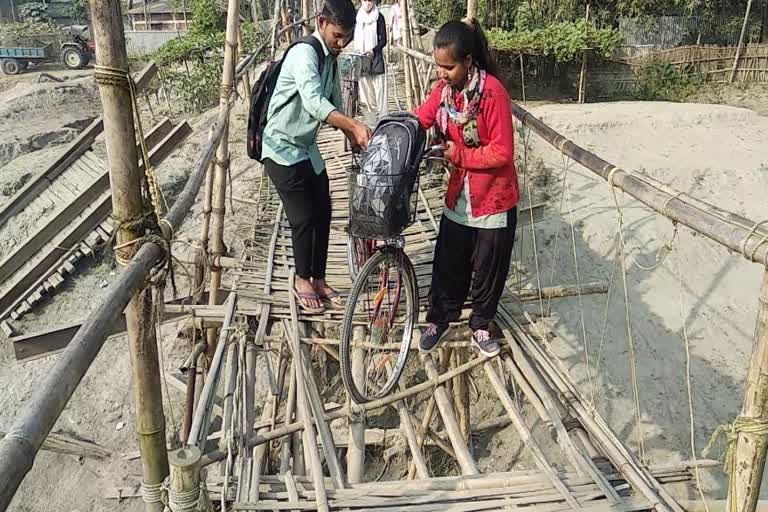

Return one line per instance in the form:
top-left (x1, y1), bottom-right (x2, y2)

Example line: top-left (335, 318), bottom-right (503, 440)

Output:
top-left (483, 362), bottom-right (580, 509)
top-left (728, 269), bottom-right (768, 512)
top-left (730, 0), bottom-right (754, 83)
top-left (421, 353), bottom-right (479, 475)
top-left (346, 326), bottom-right (366, 484)
top-left (206, 0), bottom-right (241, 357)
top-left (398, 401), bottom-right (430, 478)
top-left (453, 349), bottom-right (471, 445)
top-left (88, 1), bottom-right (169, 509)
top-left (168, 446), bottom-right (201, 510)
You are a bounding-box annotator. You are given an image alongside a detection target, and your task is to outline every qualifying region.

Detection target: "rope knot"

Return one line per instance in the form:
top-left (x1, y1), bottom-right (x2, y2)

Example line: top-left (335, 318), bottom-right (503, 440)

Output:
top-left (703, 415), bottom-right (768, 474)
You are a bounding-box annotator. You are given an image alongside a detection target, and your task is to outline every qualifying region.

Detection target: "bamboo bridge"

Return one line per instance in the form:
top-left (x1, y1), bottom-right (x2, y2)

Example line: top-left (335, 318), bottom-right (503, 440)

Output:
top-left (1, 0), bottom-right (768, 511)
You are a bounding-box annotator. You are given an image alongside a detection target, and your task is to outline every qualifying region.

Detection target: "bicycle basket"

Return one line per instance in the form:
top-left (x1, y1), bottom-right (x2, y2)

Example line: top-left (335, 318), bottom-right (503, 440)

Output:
top-left (349, 112), bottom-right (426, 239)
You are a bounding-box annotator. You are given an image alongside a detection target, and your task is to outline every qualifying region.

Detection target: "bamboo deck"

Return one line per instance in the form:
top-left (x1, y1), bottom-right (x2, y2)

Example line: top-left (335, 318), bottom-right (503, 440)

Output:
top-left (193, 69), bottom-right (697, 512)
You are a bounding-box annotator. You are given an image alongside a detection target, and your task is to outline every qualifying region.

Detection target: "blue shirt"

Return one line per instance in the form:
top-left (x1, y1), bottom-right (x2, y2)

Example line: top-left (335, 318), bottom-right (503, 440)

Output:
top-left (261, 32), bottom-right (342, 174)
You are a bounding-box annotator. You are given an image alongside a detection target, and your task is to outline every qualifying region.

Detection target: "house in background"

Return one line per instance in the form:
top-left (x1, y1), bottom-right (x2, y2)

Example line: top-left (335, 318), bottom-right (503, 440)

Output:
top-left (126, 1), bottom-right (191, 31)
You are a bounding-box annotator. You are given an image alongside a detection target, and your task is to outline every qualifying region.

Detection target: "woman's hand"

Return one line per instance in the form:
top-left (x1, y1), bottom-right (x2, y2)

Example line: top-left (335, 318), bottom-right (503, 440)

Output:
top-left (444, 141), bottom-right (458, 162)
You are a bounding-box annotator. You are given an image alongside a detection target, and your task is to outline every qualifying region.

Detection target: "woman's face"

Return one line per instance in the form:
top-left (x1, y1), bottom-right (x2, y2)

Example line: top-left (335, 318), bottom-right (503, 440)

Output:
top-left (434, 46), bottom-right (471, 89)
top-left (362, 0), bottom-right (374, 12)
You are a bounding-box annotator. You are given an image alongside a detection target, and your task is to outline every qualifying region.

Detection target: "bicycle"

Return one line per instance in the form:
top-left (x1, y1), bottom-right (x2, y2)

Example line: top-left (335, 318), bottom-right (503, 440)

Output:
top-left (340, 144), bottom-right (445, 404)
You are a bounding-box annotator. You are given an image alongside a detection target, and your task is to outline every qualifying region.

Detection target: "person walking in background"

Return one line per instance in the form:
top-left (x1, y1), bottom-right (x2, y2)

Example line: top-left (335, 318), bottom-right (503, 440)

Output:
top-left (354, 0), bottom-right (388, 121)
top-left (413, 19), bottom-right (519, 357)
top-left (262, 0), bottom-right (372, 314)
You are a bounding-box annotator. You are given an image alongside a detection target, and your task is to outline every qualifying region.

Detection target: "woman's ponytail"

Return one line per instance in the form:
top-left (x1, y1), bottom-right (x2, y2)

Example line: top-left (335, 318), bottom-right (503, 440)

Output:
top-left (434, 18), bottom-right (501, 78)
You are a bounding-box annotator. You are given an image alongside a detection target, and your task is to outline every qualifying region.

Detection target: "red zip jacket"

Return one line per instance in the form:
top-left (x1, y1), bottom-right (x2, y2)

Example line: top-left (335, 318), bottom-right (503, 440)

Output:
top-left (414, 74), bottom-right (519, 217)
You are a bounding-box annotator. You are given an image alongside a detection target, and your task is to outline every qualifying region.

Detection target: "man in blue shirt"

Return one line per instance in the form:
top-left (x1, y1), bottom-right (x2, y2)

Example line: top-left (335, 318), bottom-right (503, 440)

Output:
top-left (262, 0), bottom-right (371, 313)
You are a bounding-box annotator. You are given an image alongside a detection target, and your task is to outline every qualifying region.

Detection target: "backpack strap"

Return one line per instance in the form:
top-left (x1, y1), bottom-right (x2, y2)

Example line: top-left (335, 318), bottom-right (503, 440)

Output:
top-left (271, 35), bottom-right (332, 113)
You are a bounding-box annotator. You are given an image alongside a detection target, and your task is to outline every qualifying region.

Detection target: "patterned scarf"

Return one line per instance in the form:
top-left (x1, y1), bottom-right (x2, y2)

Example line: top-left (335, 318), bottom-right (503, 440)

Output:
top-left (436, 65), bottom-right (486, 148)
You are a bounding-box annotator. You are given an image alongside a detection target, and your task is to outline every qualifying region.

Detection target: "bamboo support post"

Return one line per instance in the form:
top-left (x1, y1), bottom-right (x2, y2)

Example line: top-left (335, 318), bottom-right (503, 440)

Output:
top-left (87, 1), bottom-right (170, 509)
top-left (398, 401), bottom-right (430, 478)
top-left (727, 269), bottom-right (768, 512)
top-left (420, 353), bottom-right (479, 475)
top-left (483, 361), bottom-right (580, 509)
top-left (346, 326), bottom-right (366, 484)
top-left (206, 0), bottom-right (241, 356)
top-left (730, 0), bottom-right (754, 83)
top-left (168, 446), bottom-right (201, 511)
top-left (302, 0), bottom-right (310, 36)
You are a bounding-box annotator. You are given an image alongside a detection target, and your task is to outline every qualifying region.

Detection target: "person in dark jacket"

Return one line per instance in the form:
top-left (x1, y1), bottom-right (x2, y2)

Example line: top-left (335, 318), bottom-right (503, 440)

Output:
top-left (353, 0), bottom-right (387, 120)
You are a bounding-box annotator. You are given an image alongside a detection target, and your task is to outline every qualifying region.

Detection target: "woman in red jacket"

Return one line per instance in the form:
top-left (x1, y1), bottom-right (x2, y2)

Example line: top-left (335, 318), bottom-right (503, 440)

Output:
top-left (414, 19), bottom-right (518, 357)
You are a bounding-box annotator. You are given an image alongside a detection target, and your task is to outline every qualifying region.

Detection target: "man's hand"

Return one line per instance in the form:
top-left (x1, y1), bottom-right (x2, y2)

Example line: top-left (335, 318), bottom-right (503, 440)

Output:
top-left (347, 120), bottom-right (372, 150)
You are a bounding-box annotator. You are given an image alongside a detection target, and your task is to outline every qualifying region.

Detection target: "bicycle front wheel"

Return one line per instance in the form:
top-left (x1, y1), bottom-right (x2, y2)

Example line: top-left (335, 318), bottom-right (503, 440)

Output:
top-left (340, 246), bottom-right (418, 404)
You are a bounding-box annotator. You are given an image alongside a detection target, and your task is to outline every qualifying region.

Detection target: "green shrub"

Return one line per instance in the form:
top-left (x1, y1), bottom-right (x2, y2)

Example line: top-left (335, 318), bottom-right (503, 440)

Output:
top-left (634, 59), bottom-right (703, 102)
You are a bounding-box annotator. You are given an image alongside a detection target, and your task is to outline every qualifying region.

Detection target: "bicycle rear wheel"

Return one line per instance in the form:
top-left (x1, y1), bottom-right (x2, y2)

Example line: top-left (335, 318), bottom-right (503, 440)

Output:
top-left (340, 246), bottom-right (418, 404)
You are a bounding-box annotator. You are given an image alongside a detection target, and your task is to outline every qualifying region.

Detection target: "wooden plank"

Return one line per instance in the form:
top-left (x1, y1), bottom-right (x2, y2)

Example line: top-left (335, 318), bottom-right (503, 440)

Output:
top-left (0, 117), bottom-right (180, 286)
top-left (0, 61), bottom-right (158, 230)
top-left (0, 119), bottom-right (191, 320)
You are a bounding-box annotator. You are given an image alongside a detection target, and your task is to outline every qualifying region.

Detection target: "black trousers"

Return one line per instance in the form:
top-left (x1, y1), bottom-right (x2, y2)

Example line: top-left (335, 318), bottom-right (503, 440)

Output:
top-left (426, 208), bottom-right (517, 331)
top-left (264, 159), bottom-right (331, 280)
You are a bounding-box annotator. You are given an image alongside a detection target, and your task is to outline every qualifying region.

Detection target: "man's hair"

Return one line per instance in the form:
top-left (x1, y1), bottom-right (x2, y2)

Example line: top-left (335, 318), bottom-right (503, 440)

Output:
top-left (320, 0), bottom-right (357, 30)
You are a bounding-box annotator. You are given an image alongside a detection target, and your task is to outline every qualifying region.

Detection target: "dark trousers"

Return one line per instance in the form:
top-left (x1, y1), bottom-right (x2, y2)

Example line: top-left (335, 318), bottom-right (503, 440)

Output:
top-left (263, 159), bottom-right (331, 280)
top-left (426, 208), bottom-right (517, 331)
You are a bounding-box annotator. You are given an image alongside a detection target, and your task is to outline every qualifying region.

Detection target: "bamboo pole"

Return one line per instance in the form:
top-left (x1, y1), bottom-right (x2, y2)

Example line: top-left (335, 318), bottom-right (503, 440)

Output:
top-left (577, 4), bottom-right (590, 103)
top-left (421, 353), bottom-right (479, 475)
top-left (280, 363), bottom-right (297, 474)
top-left (346, 326), bottom-right (366, 484)
top-left (453, 349), bottom-right (471, 445)
top-left (466, 0), bottom-right (477, 21)
top-left (301, 0), bottom-right (310, 36)
top-left (220, 342), bottom-right (240, 449)
top-left (730, 0), bottom-right (754, 83)
top-left (727, 269), bottom-right (768, 512)
top-left (87, 1), bottom-right (170, 509)
top-left (206, 0), bottom-right (241, 357)
top-left (248, 398), bottom-right (275, 502)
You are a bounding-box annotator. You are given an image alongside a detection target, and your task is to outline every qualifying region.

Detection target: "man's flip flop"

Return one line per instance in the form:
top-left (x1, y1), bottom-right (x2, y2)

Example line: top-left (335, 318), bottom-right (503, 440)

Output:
top-left (319, 290), bottom-right (344, 308)
top-left (292, 289), bottom-right (325, 314)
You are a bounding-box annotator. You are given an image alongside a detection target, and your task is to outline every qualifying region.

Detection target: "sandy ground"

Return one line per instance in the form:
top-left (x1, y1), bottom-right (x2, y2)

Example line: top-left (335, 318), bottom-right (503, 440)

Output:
top-left (518, 101), bottom-right (768, 500)
top-left (0, 71), bottom-right (767, 510)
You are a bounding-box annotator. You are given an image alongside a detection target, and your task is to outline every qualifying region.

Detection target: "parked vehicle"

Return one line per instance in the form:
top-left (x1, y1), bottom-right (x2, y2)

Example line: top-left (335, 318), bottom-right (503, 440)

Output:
top-left (0, 26), bottom-right (95, 75)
